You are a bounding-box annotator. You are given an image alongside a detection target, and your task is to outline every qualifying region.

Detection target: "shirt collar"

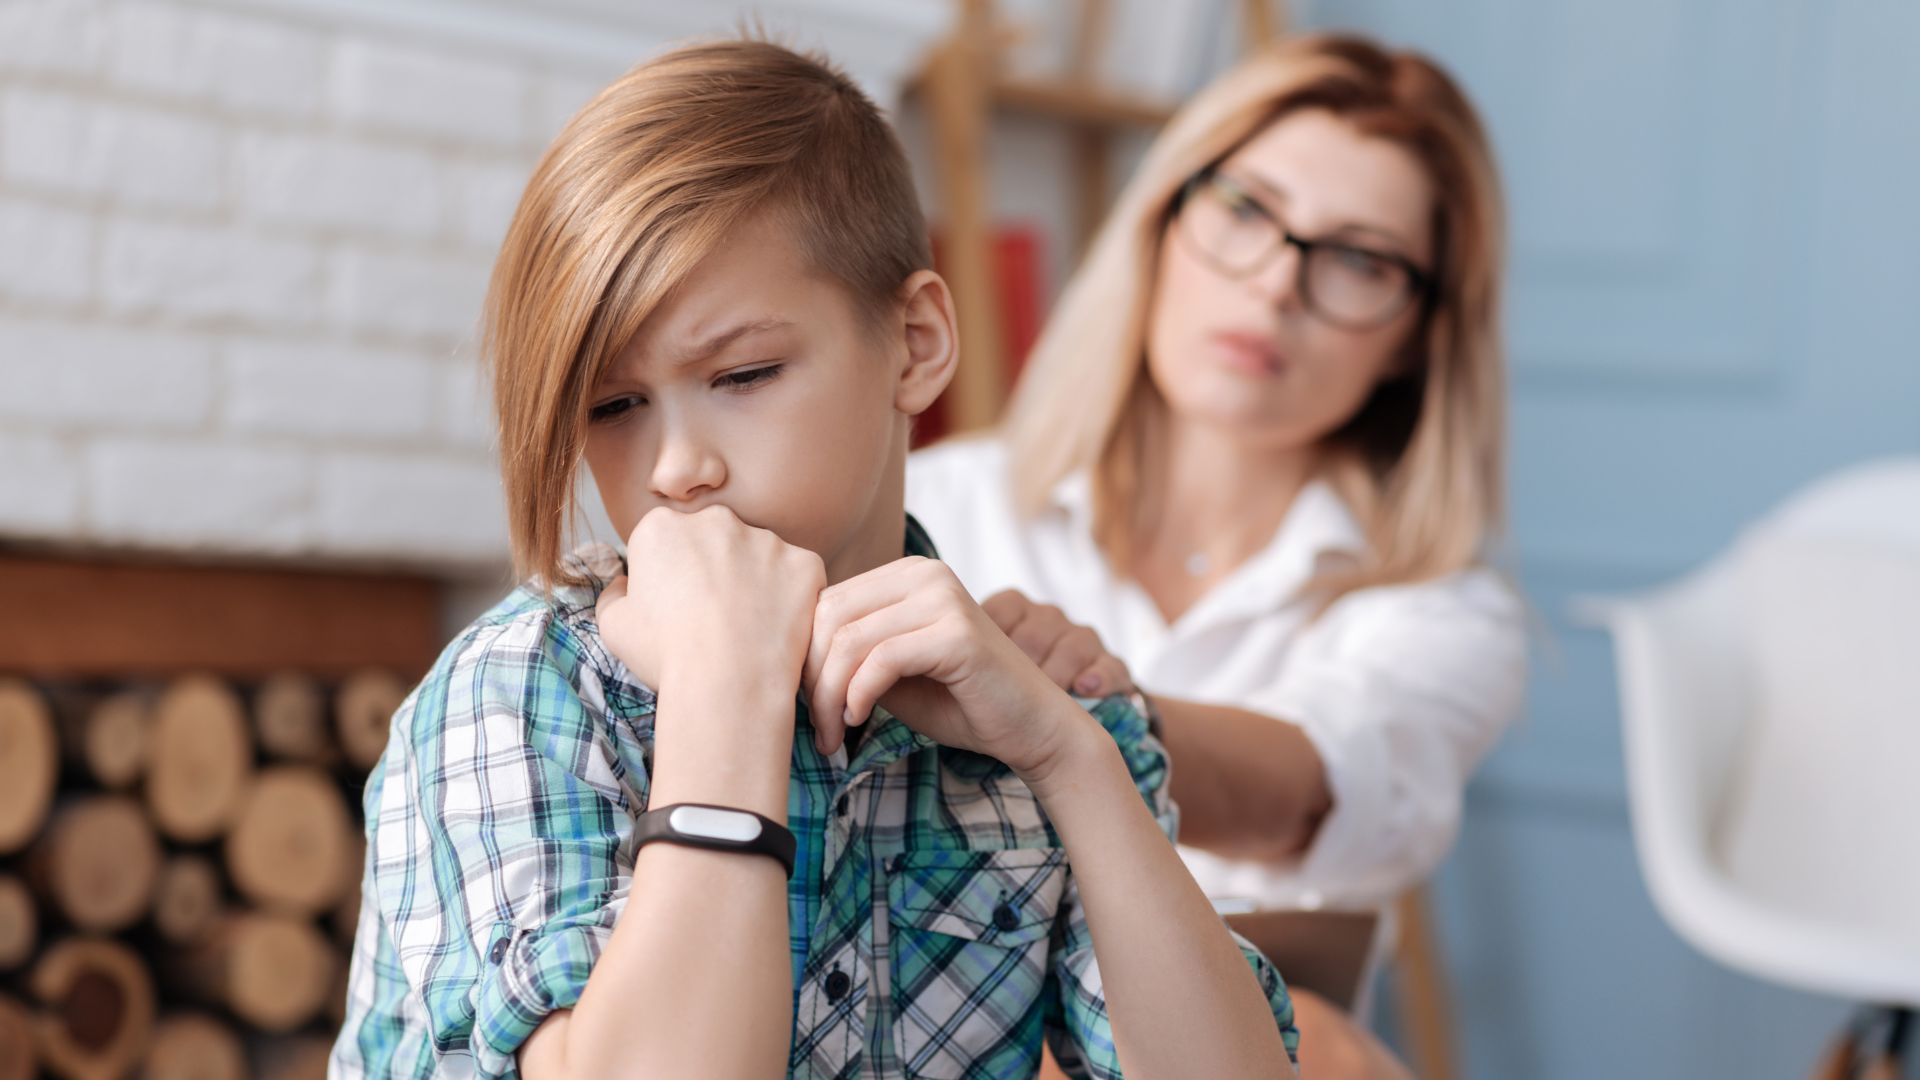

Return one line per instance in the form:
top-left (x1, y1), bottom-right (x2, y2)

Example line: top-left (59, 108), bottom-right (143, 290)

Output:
top-left (1243, 480), bottom-right (1367, 604)
top-left (1049, 469), bottom-right (1367, 616)
top-left (904, 511), bottom-right (940, 560)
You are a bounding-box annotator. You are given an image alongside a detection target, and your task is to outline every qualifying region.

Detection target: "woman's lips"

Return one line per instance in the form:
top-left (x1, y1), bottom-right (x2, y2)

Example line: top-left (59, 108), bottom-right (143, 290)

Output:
top-left (1210, 330), bottom-right (1286, 376)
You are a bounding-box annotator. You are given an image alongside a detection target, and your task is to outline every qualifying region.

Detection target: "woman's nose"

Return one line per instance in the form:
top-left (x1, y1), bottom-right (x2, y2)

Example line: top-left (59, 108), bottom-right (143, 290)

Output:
top-left (1247, 242), bottom-right (1307, 312)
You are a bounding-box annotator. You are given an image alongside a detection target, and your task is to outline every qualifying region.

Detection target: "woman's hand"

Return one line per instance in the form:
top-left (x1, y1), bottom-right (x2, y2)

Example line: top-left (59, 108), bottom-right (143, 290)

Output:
top-left (981, 589), bottom-right (1135, 699)
top-left (802, 558), bottom-right (1082, 779)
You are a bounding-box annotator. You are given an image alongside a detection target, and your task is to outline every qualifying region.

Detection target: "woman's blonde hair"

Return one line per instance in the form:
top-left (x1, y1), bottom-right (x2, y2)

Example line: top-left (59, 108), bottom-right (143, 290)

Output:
top-left (483, 39), bottom-right (931, 589)
top-left (1001, 33), bottom-right (1507, 604)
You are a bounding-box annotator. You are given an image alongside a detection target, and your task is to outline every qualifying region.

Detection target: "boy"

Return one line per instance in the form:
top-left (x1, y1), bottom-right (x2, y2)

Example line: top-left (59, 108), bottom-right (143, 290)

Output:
top-left (332, 38), bottom-right (1298, 1079)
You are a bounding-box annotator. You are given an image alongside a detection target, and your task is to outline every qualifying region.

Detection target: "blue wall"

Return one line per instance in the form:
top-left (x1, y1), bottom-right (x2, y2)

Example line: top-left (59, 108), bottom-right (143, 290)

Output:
top-left (1298, 0), bottom-right (1920, 1075)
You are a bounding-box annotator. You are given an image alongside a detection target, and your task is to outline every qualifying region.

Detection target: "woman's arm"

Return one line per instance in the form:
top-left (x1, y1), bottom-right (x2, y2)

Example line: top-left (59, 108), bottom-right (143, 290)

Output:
top-left (984, 584), bottom-right (1527, 883)
top-left (1153, 696), bottom-right (1332, 860)
top-left (982, 590), bottom-right (1331, 860)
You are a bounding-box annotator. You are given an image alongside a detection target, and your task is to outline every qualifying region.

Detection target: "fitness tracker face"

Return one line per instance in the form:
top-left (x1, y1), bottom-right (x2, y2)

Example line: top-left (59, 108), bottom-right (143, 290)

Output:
top-left (635, 803), bottom-right (798, 878)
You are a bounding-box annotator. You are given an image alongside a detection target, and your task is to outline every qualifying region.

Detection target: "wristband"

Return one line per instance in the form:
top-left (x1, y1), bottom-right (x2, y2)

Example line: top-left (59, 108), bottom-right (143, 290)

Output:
top-left (635, 803), bottom-right (796, 879)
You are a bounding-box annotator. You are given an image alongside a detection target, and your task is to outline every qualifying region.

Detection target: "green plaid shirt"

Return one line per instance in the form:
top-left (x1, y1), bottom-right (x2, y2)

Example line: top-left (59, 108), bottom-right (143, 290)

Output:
top-left (331, 518), bottom-right (1298, 1078)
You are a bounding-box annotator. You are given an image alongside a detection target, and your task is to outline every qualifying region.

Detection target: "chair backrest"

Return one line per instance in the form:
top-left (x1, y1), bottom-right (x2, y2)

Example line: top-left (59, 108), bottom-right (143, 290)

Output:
top-left (1594, 559), bottom-right (1752, 860)
top-left (1587, 457), bottom-right (1920, 998)
top-left (1741, 457), bottom-right (1920, 548)
top-left (1711, 459), bottom-right (1920, 948)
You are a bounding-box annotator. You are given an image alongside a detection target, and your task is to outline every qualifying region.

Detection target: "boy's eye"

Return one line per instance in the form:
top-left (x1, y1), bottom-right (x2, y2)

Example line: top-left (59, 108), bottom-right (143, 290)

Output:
top-left (588, 395), bottom-right (644, 422)
top-left (714, 363), bottom-right (784, 391)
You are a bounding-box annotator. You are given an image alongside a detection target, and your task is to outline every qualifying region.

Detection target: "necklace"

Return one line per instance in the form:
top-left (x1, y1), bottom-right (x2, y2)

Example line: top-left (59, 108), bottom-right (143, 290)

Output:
top-left (1184, 551), bottom-right (1211, 577)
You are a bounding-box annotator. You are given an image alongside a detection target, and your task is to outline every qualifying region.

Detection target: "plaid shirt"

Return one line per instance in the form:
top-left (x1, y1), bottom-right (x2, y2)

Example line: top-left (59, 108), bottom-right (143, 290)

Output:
top-left (332, 518), bottom-right (1299, 1078)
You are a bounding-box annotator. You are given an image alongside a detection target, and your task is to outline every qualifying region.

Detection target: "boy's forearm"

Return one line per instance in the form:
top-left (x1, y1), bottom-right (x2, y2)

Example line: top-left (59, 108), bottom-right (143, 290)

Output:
top-left (524, 680), bottom-right (795, 1080)
top-left (647, 672), bottom-right (797, 820)
top-left (1024, 702), bottom-right (1297, 1078)
top-left (559, 844), bottom-right (792, 1078)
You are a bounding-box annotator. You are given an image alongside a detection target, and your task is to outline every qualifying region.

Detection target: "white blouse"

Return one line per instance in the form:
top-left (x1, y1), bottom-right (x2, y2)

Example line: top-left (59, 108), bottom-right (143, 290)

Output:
top-left (906, 437), bottom-right (1526, 914)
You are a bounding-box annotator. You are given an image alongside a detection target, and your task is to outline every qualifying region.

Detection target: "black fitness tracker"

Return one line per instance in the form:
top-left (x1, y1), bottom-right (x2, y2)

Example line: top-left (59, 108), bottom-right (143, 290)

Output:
top-left (635, 803), bottom-right (797, 879)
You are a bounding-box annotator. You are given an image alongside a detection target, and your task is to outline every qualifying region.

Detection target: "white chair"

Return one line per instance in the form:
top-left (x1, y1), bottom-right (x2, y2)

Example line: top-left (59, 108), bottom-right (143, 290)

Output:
top-left (1578, 459), bottom-right (1920, 1080)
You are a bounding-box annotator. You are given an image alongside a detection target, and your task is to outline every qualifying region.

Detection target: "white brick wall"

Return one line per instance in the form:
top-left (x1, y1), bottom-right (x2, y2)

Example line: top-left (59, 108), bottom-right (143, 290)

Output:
top-left (527, 72), bottom-right (608, 147)
top-left (1, 89), bottom-right (229, 212)
top-left (236, 132), bottom-right (441, 239)
top-left (0, 199), bottom-right (93, 305)
top-left (222, 339), bottom-right (438, 441)
top-left (332, 41), bottom-right (531, 151)
top-left (0, 0), bottom-right (946, 574)
top-left (0, 317), bottom-right (216, 429)
top-left (102, 219), bottom-right (325, 325)
top-left (87, 437), bottom-right (314, 551)
top-left (0, 1), bottom-right (105, 79)
top-left (444, 159), bottom-right (529, 251)
top-left (435, 354), bottom-right (494, 450)
top-left (326, 248), bottom-right (490, 343)
top-left (103, 4), bottom-right (326, 119)
top-left (0, 430), bottom-right (82, 534)
top-left (316, 452), bottom-right (508, 560)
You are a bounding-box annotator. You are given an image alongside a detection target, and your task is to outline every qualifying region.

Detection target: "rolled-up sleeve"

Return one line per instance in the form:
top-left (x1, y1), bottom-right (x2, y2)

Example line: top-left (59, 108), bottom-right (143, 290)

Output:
top-left (1248, 570), bottom-right (1526, 902)
top-left (365, 612), bottom-right (651, 1079)
top-left (1046, 695), bottom-right (1300, 1077)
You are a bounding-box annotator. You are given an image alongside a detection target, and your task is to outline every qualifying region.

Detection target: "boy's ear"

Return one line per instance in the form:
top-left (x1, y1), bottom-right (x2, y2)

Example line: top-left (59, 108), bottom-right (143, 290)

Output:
top-left (893, 269), bottom-right (958, 417)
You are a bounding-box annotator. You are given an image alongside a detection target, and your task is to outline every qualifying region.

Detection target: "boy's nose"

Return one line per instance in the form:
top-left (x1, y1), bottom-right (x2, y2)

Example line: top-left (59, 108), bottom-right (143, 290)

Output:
top-left (648, 426), bottom-right (726, 503)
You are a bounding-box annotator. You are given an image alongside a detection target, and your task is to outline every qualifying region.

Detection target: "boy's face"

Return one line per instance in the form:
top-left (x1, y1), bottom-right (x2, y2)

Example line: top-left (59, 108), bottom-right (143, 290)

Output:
top-left (583, 210), bottom-right (952, 583)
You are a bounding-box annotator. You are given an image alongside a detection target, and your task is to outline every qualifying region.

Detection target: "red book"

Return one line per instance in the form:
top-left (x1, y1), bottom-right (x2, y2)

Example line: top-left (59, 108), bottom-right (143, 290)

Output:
top-left (918, 225), bottom-right (1048, 447)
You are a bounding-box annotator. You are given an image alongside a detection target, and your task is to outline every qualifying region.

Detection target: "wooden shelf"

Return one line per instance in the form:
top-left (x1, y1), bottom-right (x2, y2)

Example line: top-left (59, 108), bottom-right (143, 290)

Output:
top-left (905, 0), bottom-right (1192, 432)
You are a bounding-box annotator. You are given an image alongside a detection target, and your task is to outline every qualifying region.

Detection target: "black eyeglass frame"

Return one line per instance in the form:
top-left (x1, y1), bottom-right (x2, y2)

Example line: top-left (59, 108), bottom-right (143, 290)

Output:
top-left (1173, 167), bottom-right (1437, 331)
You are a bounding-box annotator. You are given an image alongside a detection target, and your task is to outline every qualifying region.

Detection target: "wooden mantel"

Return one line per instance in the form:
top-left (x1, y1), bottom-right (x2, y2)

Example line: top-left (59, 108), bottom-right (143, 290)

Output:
top-left (0, 551), bottom-right (447, 679)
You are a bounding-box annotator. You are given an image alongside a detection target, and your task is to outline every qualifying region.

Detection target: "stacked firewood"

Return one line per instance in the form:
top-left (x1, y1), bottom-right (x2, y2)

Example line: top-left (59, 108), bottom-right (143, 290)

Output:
top-left (0, 670), bottom-right (407, 1080)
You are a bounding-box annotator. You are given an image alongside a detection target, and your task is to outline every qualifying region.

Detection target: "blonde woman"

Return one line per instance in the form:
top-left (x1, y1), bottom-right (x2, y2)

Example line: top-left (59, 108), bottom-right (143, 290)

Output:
top-left (908, 33), bottom-right (1524, 1074)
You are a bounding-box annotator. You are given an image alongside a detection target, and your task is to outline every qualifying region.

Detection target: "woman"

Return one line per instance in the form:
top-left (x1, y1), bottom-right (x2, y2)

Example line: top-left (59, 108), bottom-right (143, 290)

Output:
top-left (907, 32), bottom-right (1524, 1075)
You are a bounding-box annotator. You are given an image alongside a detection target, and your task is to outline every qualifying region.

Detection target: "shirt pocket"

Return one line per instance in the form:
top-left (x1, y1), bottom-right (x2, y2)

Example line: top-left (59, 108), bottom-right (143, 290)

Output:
top-left (885, 846), bottom-right (1068, 1079)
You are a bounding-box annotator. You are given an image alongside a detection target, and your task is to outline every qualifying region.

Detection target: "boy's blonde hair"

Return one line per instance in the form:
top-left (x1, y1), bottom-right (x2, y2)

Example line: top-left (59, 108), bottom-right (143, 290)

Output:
top-left (485, 39), bottom-right (931, 588)
top-left (1001, 33), bottom-right (1507, 605)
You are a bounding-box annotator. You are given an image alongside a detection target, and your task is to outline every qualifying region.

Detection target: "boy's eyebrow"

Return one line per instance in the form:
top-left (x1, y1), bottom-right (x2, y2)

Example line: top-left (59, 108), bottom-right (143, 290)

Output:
top-left (671, 317), bottom-right (795, 367)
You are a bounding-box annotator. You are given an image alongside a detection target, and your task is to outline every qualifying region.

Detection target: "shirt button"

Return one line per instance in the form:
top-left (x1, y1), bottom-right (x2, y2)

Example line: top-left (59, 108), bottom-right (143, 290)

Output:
top-left (489, 937), bottom-right (510, 963)
top-left (823, 969), bottom-right (851, 1002)
top-left (992, 901), bottom-right (1020, 933)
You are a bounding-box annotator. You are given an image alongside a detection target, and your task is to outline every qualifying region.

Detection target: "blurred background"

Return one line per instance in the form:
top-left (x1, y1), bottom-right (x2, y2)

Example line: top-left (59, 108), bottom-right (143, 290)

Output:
top-left (0, 1), bottom-right (1915, 1077)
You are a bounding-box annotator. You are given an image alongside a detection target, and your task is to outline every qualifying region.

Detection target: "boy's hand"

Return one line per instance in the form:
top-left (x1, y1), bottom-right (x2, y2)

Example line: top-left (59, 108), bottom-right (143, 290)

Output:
top-left (981, 590), bottom-right (1135, 699)
top-left (597, 505), bottom-right (825, 701)
top-left (802, 557), bottom-right (1082, 779)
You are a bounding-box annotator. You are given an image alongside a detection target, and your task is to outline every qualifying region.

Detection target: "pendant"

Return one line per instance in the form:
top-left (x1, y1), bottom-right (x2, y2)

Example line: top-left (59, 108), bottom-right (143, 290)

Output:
top-left (1185, 551), bottom-right (1210, 577)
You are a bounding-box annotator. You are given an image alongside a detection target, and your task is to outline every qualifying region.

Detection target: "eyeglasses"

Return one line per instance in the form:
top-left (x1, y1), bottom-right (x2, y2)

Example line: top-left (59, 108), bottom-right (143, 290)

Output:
top-left (1175, 168), bottom-right (1434, 330)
